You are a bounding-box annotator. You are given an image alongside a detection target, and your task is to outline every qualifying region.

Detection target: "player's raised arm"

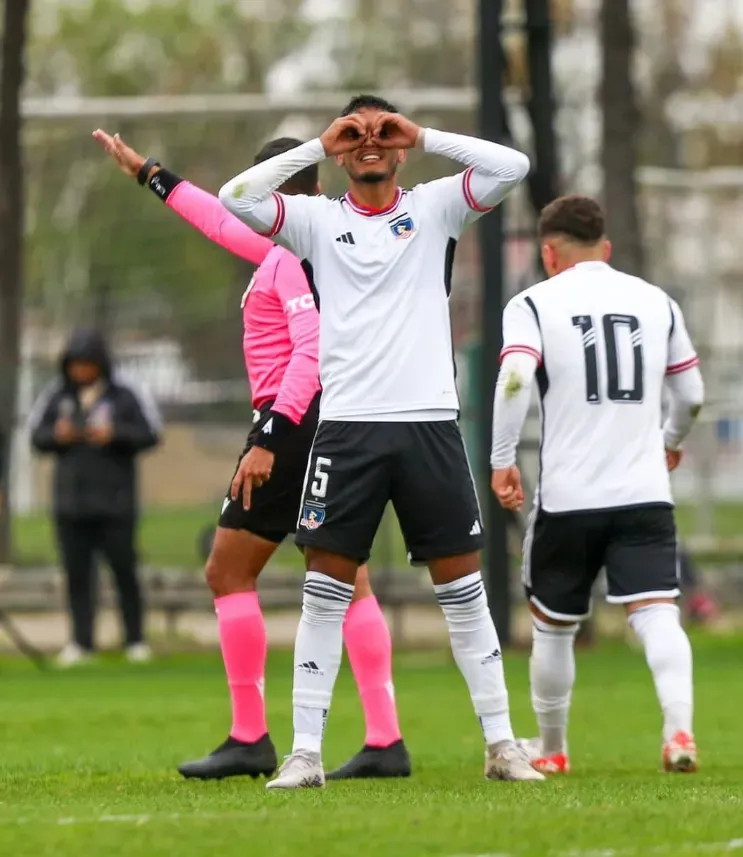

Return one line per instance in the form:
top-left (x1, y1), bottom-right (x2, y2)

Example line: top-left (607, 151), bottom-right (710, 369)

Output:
top-left (663, 299), bottom-right (705, 457)
top-left (218, 115), bottom-right (368, 256)
top-left (490, 296), bottom-right (543, 511)
top-left (92, 130), bottom-right (273, 266)
top-left (419, 124), bottom-right (529, 237)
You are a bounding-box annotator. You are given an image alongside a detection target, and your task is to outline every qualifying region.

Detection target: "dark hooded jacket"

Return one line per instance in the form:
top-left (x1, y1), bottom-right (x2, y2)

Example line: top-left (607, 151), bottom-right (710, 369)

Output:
top-left (28, 329), bottom-right (161, 518)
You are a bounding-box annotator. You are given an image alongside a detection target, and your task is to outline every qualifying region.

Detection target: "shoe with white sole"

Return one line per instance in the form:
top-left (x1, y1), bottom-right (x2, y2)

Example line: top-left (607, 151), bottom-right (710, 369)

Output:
top-left (266, 750), bottom-right (324, 790)
top-left (125, 643), bottom-right (153, 664)
top-left (517, 736), bottom-right (570, 775)
top-left (485, 740), bottom-right (546, 781)
top-left (56, 642), bottom-right (93, 668)
top-left (663, 731), bottom-right (698, 773)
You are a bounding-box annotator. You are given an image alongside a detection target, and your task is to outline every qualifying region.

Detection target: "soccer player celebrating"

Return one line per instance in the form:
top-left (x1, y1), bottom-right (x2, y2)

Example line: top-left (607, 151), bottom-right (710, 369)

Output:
top-left (490, 195), bottom-right (704, 775)
top-left (93, 129), bottom-right (411, 781)
top-left (219, 95), bottom-right (543, 787)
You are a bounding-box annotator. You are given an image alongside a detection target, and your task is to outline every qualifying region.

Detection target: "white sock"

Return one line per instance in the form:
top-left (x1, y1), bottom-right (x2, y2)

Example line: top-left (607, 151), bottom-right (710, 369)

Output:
top-left (530, 616), bottom-right (578, 756)
top-left (628, 603), bottom-right (693, 742)
top-left (292, 571), bottom-right (353, 754)
top-left (434, 572), bottom-right (514, 746)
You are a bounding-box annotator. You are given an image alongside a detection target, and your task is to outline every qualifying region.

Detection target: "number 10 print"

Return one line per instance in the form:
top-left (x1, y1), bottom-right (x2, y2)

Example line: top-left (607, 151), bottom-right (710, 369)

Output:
top-left (572, 314), bottom-right (644, 403)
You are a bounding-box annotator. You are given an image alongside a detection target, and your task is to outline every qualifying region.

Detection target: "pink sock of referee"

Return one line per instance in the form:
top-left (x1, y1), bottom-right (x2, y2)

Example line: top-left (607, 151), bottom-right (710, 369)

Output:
top-left (215, 592), bottom-right (268, 743)
top-left (343, 594), bottom-right (403, 748)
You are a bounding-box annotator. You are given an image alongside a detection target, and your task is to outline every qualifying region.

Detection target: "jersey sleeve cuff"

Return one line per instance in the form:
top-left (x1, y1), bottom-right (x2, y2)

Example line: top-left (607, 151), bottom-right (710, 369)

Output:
top-left (500, 345), bottom-right (542, 365)
top-left (252, 409), bottom-right (298, 452)
top-left (666, 356), bottom-right (700, 376)
top-left (147, 168), bottom-right (183, 202)
top-left (265, 192), bottom-right (286, 238)
top-left (462, 167), bottom-right (495, 213)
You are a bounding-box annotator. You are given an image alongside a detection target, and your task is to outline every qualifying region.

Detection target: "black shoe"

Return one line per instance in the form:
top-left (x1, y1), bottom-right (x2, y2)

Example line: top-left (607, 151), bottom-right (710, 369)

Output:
top-left (178, 734), bottom-right (278, 780)
top-left (325, 739), bottom-right (412, 781)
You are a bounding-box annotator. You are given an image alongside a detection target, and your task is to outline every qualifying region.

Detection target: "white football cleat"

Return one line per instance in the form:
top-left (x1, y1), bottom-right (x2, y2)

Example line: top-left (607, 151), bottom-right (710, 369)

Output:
top-left (516, 737), bottom-right (544, 761)
top-left (485, 741), bottom-right (546, 781)
top-left (125, 643), bottom-right (153, 664)
top-left (266, 751), bottom-right (325, 790)
top-left (56, 642), bottom-right (93, 668)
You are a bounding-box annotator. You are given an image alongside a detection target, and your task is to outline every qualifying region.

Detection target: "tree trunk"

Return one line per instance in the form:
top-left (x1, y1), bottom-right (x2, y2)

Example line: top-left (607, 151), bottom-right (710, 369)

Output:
top-left (600, 0), bottom-right (645, 277)
top-left (0, 0), bottom-right (31, 563)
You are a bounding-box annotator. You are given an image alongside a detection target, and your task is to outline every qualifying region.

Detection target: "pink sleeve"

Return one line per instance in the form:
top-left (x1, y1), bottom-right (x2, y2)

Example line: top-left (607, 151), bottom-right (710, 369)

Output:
top-left (271, 253), bottom-right (321, 424)
top-left (167, 181), bottom-right (274, 266)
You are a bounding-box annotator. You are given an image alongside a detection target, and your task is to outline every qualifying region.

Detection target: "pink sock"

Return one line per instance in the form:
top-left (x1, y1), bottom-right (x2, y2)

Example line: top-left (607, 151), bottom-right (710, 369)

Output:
top-left (215, 592), bottom-right (267, 744)
top-left (343, 595), bottom-right (402, 748)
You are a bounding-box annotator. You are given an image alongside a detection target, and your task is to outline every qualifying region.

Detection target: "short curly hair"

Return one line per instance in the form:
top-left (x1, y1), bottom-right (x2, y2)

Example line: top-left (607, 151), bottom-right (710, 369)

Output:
top-left (538, 195), bottom-right (605, 244)
top-left (340, 94), bottom-right (398, 116)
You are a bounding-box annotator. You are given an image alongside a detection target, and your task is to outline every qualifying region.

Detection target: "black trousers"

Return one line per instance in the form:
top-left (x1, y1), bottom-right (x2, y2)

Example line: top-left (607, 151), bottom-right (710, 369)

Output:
top-left (55, 515), bottom-right (145, 650)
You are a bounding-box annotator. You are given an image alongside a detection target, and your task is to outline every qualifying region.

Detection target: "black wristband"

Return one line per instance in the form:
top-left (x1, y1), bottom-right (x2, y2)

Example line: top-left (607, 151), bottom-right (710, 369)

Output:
top-left (252, 410), bottom-right (297, 453)
top-left (147, 167), bottom-right (183, 202)
top-left (137, 157), bottom-right (161, 186)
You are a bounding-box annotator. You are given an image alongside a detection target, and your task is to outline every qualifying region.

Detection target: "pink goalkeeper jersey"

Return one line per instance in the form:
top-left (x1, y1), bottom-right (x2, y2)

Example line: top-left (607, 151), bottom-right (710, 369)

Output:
top-left (166, 181), bottom-right (320, 424)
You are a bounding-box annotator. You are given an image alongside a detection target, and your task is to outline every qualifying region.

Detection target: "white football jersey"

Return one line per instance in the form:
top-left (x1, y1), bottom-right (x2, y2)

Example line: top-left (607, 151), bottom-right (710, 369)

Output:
top-left (267, 175), bottom-right (484, 421)
top-left (501, 261), bottom-right (699, 512)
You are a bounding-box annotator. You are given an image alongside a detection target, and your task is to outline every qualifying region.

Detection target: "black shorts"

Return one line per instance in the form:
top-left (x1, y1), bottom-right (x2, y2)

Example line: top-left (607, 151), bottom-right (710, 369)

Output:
top-left (523, 504), bottom-right (680, 622)
top-left (294, 420), bottom-right (485, 564)
top-left (218, 394), bottom-right (320, 543)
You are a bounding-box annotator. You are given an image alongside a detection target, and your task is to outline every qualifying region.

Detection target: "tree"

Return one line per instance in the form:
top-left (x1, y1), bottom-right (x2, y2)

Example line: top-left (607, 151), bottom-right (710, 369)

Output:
top-left (0, 0), bottom-right (31, 562)
top-left (600, 0), bottom-right (645, 277)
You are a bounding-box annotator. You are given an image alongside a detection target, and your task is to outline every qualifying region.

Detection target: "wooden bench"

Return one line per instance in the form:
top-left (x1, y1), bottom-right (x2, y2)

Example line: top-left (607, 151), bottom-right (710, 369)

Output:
top-left (0, 565), bottom-right (438, 643)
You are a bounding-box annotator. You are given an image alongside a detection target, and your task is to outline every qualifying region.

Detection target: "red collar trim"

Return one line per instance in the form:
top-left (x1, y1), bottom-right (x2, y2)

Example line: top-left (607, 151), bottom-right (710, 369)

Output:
top-left (344, 187), bottom-right (403, 217)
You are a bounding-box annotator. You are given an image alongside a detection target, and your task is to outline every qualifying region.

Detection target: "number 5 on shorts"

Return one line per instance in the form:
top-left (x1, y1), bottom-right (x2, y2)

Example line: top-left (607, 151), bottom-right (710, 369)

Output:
top-left (311, 457), bottom-right (332, 499)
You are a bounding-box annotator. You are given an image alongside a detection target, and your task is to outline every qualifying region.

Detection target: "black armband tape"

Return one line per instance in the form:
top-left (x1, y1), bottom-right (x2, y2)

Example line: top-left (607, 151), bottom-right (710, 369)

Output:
top-left (137, 156), bottom-right (161, 186)
top-left (252, 410), bottom-right (298, 452)
top-left (147, 167), bottom-right (184, 202)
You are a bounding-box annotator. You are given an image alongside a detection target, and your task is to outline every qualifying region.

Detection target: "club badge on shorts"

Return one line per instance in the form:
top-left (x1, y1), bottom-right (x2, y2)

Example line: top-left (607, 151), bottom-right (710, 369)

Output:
top-left (389, 213), bottom-right (415, 239)
top-left (300, 502), bottom-right (326, 530)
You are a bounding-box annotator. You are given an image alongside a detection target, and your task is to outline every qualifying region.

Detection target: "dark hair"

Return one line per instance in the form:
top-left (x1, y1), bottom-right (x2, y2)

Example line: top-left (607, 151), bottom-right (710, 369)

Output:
top-left (538, 195), bottom-right (606, 244)
top-left (254, 137), bottom-right (318, 195)
top-left (340, 94), bottom-right (398, 116)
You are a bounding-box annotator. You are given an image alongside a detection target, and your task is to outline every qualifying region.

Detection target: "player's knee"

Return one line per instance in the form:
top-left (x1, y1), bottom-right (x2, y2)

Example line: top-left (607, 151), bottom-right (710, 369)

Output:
top-left (304, 547), bottom-right (358, 585)
top-left (428, 551), bottom-right (481, 586)
top-left (528, 600), bottom-right (578, 630)
top-left (625, 597), bottom-right (677, 617)
top-left (627, 601), bottom-right (681, 635)
top-left (352, 564), bottom-right (374, 601)
top-left (204, 532), bottom-right (261, 597)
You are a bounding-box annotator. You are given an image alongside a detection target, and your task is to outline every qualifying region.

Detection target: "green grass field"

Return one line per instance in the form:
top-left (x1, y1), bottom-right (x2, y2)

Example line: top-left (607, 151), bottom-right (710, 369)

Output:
top-left (11, 502), bottom-right (743, 570)
top-left (1, 634), bottom-right (742, 857)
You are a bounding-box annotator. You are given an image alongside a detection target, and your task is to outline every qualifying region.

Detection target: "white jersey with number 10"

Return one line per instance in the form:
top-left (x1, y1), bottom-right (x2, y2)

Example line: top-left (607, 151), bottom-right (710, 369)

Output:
top-left (501, 261), bottom-right (700, 513)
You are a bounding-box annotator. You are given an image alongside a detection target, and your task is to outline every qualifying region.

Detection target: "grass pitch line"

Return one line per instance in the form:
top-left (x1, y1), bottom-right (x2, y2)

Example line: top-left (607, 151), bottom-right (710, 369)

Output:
top-left (452, 840), bottom-right (743, 857)
top-left (0, 811), bottom-right (270, 827)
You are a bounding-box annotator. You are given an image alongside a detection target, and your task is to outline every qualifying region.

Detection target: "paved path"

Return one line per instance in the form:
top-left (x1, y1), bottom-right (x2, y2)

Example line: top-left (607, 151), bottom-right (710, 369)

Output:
top-left (0, 604), bottom-right (639, 655)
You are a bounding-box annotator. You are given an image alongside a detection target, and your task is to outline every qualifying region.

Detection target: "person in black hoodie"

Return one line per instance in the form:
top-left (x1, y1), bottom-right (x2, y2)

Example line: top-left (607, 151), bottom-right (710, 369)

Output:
top-left (28, 329), bottom-right (161, 666)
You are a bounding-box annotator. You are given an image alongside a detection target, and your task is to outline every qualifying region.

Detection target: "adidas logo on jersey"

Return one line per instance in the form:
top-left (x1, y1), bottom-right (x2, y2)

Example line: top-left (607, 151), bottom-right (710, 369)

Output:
top-left (262, 418), bottom-right (273, 434)
top-left (296, 661), bottom-right (323, 675)
top-left (335, 232), bottom-right (355, 245)
top-left (470, 520), bottom-right (482, 536)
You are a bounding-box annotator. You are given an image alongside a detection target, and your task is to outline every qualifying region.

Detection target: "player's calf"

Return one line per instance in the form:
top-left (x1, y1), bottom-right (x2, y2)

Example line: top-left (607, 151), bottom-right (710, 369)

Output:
top-left (529, 609), bottom-right (579, 763)
top-left (179, 527), bottom-right (281, 781)
top-left (627, 599), bottom-right (695, 770)
top-left (429, 555), bottom-right (544, 782)
top-left (330, 568), bottom-right (411, 780)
